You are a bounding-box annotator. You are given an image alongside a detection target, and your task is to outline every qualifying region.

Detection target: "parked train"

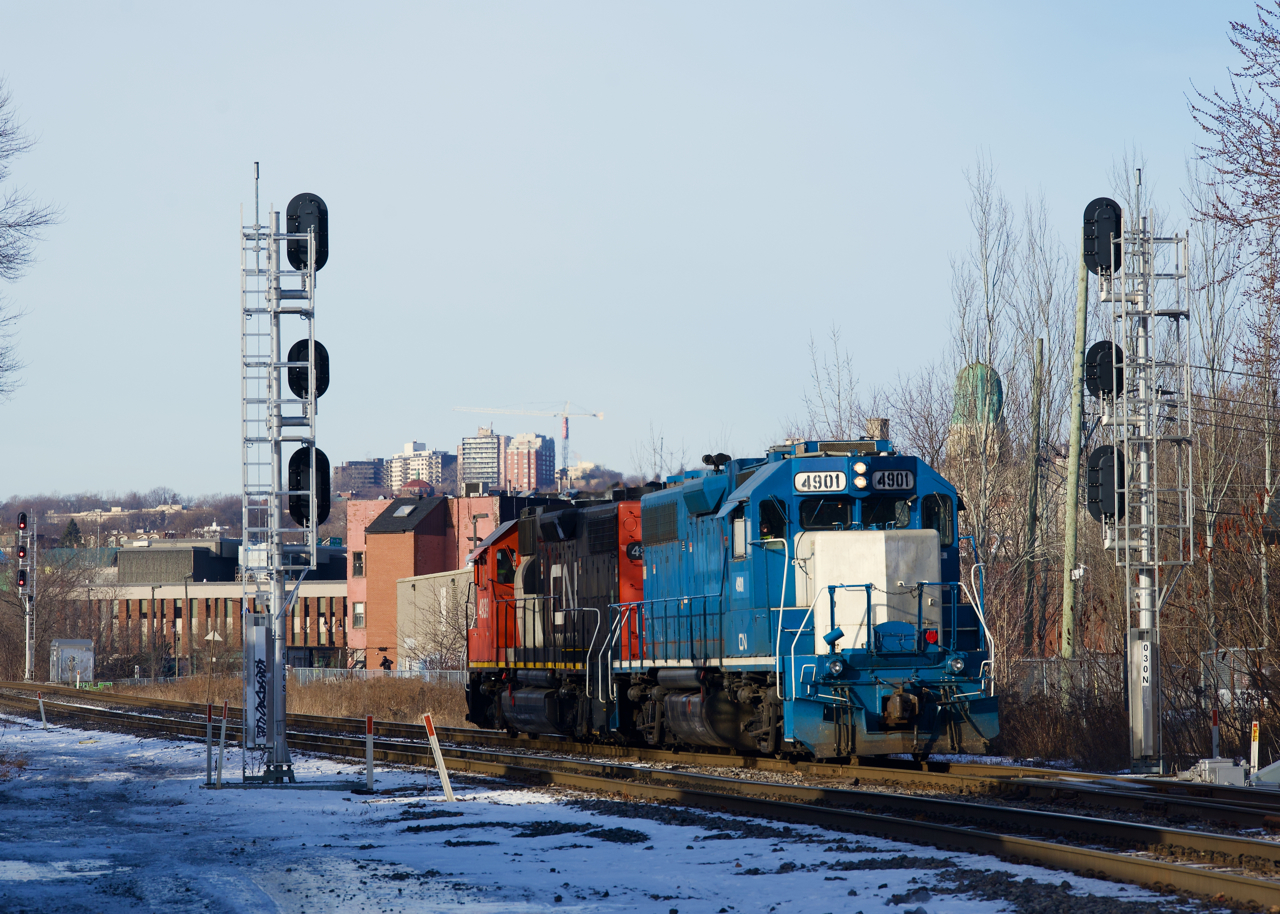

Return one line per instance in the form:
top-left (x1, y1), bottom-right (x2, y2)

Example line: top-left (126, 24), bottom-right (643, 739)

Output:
top-left (464, 436), bottom-right (999, 760)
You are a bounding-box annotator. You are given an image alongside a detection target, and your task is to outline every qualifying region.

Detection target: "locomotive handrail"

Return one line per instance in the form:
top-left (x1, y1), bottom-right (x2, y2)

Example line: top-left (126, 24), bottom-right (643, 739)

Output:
top-left (787, 602), bottom-right (816, 701)
top-left (576, 607), bottom-right (601, 698)
top-left (913, 582), bottom-right (962, 651)
top-left (751, 536), bottom-right (790, 699)
top-left (824, 583), bottom-right (874, 653)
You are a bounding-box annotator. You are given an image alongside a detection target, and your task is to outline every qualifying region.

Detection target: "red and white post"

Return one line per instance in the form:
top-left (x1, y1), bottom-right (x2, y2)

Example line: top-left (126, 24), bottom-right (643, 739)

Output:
top-left (36, 691), bottom-right (46, 729)
top-left (423, 714), bottom-right (455, 801)
top-left (205, 704), bottom-right (214, 785)
top-left (1252, 720), bottom-right (1261, 775)
top-left (1212, 708), bottom-right (1220, 759)
top-left (365, 715), bottom-right (375, 792)
top-left (215, 700), bottom-right (229, 788)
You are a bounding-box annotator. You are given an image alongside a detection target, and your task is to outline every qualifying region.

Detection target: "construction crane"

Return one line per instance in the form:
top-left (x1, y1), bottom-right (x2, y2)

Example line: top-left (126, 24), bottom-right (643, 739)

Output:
top-left (453, 401), bottom-right (603, 487)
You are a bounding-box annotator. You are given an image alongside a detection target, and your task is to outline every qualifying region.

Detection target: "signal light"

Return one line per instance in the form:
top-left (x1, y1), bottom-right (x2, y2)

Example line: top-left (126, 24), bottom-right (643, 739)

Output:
top-left (17, 512), bottom-right (26, 531)
top-left (16, 544), bottom-right (27, 560)
top-left (1084, 341), bottom-right (1124, 398)
top-left (16, 569), bottom-right (27, 589)
top-left (1083, 197), bottom-right (1123, 275)
top-left (287, 339), bottom-right (330, 398)
top-left (1086, 445), bottom-right (1127, 521)
top-left (288, 446), bottom-right (331, 526)
top-left (286, 193), bottom-right (328, 272)
top-left (924, 629), bottom-right (939, 645)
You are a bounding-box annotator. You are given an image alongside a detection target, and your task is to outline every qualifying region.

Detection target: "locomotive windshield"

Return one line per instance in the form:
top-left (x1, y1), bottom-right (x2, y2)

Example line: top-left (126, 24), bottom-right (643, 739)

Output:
top-left (861, 496), bottom-right (911, 529)
top-left (799, 496), bottom-right (853, 530)
top-left (758, 498), bottom-right (787, 539)
top-left (922, 493), bottom-right (954, 546)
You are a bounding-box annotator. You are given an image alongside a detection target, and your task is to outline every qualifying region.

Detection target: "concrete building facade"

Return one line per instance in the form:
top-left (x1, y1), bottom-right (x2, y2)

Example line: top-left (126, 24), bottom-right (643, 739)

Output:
top-left (457, 427), bottom-right (510, 492)
top-left (385, 443), bottom-right (457, 491)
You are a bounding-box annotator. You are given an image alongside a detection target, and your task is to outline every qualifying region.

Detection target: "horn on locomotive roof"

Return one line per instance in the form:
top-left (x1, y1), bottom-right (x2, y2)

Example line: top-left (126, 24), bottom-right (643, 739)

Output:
top-left (702, 453), bottom-right (732, 470)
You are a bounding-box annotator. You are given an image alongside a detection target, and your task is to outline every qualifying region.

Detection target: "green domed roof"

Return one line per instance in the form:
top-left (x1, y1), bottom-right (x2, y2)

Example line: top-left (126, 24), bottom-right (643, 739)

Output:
top-left (951, 363), bottom-right (1004, 426)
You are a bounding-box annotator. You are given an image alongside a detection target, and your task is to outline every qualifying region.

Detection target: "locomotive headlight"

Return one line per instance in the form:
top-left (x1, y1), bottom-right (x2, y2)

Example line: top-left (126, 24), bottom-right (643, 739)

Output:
top-left (853, 461), bottom-right (867, 475)
top-left (827, 658), bottom-right (845, 677)
top-left (853, 475), bottom-right (868, 489)
top-left (948, 656), bottom-right (966, 674)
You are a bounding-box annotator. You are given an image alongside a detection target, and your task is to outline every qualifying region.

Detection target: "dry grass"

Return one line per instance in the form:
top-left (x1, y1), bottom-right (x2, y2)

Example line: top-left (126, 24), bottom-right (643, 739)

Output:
top-left (991, 690), bottom-right (1130, 771)
top-left (108, 676), bottom-right (470, 729)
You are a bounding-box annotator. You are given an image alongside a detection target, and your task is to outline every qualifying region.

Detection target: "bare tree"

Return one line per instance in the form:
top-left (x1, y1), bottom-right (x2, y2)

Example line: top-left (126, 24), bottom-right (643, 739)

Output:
top-left (0, 80), bottom-right (58, 399)
top-left (630, 422), bottom-right (688, 483)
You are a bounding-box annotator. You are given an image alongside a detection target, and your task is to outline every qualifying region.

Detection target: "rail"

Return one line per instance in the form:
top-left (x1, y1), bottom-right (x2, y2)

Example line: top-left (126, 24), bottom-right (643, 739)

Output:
top-left (6, 689), bottom-right (1280, 910)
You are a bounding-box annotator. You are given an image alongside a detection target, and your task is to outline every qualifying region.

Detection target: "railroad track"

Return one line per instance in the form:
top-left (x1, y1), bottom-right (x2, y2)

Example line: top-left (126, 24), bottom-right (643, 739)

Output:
top-left (5, 682), bottom-right (1278, 831)
top-left (3, 688), bottom-right (1280, 909)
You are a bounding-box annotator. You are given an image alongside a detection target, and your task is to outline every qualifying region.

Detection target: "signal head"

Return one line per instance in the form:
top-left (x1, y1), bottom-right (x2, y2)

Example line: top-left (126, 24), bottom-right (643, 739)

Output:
top-left (17, 544), bottom-right (27, 560)
top-left (1083, 197), bottom-right (1123, 275)
top-left (17, 512), bottom-right (26, 531)
top-left (16, 568), bottom-right (27, 589)
top-left (286, 193), bottom-right (329, 272)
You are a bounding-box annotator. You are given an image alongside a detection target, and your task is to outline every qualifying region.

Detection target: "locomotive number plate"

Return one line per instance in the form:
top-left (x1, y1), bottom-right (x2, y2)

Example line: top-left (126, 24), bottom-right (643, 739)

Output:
top-left (871, 470), bottom-right (914, 490)
top-left (793, 471), bottom-right (847, 493)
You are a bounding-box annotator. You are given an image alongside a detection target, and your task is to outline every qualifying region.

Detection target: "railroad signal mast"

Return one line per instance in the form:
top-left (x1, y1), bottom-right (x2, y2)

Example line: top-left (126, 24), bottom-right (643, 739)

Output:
top-left (1082, 173), bottom-right (1193, 774)
top-left (16, 512), bottom-right (35, 681)
top-left (240, 164), bottom-right (331, 784)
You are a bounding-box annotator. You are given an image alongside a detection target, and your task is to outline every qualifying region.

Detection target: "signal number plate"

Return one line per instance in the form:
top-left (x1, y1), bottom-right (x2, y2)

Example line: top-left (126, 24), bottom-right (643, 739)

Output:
top-left (793, 471), bottom-right (847, 493)
top-left (872, 470), bottom-right (914, 490)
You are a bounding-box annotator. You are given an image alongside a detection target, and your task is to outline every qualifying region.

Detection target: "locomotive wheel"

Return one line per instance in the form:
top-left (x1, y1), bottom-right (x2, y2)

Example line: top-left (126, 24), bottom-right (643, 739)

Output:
top-left (911, 751), bottom-right (930, 763)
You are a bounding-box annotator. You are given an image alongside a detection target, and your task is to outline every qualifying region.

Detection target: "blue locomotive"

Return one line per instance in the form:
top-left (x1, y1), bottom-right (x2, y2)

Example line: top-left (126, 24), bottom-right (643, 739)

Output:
top-left (465, 435), bottom-right (999, 760)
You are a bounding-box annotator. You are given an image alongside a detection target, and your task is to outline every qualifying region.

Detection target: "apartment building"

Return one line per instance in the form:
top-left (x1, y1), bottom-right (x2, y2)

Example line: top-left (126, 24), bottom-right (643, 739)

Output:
top-left (505, 432), bottom-right (557, 492)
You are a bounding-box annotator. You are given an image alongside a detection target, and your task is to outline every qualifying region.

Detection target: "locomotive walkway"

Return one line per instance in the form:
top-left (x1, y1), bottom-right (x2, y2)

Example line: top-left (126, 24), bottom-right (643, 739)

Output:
top-left (3, 682), bottom-right (1279, 910)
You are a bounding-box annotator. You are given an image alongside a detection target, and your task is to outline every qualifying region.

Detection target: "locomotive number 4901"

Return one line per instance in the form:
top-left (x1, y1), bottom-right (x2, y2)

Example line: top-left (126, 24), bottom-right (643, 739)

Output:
top-left (872, 470), bottom-right (914, 490)
top-left (793, 471), bottom-right (847, 493)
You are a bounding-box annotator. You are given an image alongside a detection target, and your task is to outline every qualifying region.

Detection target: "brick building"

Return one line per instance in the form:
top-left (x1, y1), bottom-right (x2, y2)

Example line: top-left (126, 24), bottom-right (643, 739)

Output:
top-left (67, 580), bottom-right (348, 678)
top-left (344, 499), bottom-right (394, 668)
top-left (505, 433), bottom-right (557, 492)
top-left (361, 497), bottom-right (455, 669)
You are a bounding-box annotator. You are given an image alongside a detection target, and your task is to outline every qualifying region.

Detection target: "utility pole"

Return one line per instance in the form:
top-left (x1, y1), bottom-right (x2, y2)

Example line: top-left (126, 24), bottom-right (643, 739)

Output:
top-left (1061, 234), bottom-right (1088, 662)
top-left (1022, 338), bottom-right (1044, 655)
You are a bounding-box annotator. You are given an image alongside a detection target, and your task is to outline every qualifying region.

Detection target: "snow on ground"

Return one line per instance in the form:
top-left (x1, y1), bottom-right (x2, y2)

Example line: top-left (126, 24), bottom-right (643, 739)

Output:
top-left (0, 714), bottom-right (1226, 914)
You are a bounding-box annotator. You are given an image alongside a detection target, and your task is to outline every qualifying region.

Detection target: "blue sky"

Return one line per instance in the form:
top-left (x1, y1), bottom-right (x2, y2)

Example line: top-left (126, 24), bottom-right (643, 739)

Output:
top-left (0, 1), bottom-right (1258, 496)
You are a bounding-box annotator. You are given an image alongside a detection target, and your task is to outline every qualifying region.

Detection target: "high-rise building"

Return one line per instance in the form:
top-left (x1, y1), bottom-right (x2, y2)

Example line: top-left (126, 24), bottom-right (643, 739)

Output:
top-left (505, 433), bottom-right (557, 492)
top-left (333, 459), bottom-right (386, 492)
top-left (385, 442), bottom-right (457, 491)
top-left (458, 427), bottom-right (510, 492)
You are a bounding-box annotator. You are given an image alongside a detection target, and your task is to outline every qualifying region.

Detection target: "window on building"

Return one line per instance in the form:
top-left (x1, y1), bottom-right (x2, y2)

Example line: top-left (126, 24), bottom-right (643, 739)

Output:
top-left (352, 602), bottom-right (366, 628)
top-left (394, 505), bottom-right (415, 517)
top-left (353, 552), bottom-right (365, 577)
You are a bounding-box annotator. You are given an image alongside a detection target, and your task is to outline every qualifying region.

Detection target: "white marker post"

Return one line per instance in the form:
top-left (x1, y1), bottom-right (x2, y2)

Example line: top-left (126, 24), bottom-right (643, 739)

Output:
top-left (36, 691), bottom-right (46, 729)
top-left (205, 704), bottom-right (214, 785)
top-left (215, 700), bottom-right (229, 788)
top-left (366, 715), bottom-right (375, 792)
top-left (1252, 720), bottom-right (1261, 776)
top-left (1212, 708), bottom-right (1220, 759)
top-left (423, 714), bottom-right (455, 801)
